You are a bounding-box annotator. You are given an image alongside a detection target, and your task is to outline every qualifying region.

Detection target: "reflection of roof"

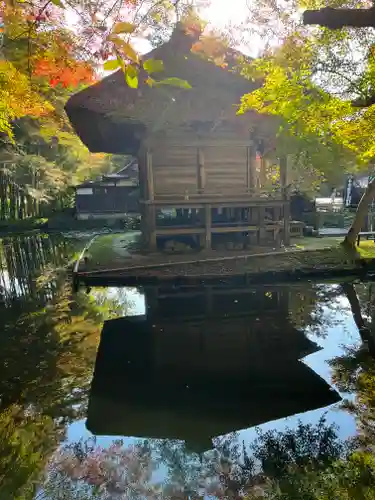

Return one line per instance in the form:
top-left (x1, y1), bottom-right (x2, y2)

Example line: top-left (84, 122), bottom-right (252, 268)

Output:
top-left (87, 313), bottom-right (340, 452)
top-left (146, 286), bottom-right (321, 360)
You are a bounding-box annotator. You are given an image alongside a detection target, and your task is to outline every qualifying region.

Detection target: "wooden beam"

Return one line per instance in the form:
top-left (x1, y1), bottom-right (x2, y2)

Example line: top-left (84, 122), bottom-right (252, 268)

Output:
top-left (146, 199), bottom-right (286, 209)
top-left (212, 225), bottom-right (263, 234)
top-left (156, 227), bottom-right (205, 236)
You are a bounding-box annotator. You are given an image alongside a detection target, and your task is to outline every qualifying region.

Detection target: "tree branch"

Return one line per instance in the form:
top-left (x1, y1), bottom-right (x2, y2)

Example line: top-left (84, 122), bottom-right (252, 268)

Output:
top-left (303, 7), bottom-right (375, 29)
top-left (352, 94), bottom-right (375, 107)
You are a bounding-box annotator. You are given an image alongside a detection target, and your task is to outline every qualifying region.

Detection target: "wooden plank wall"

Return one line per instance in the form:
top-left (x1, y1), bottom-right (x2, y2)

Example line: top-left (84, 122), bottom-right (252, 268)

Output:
top-left (203, 145), bottom-right (248, 193)
top-left (152, 145), bottom-right (198, 195)
top-left (151, 142), bottom-right (251, 197)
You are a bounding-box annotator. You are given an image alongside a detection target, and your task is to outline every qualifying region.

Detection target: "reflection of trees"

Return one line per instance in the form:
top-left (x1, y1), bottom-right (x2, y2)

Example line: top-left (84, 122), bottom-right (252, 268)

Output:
top-left (288, 284), bottom-right (346, 337)
top-left (42, 440), bottom-right (157, 500)
top-left (341, 283), bottom-right (375, 356)
top-left (37, 281), bottom-right (375, 499)
top-left (40, 417), bottom-right (375, 499)
top-left (0, 235), bottom-right (130, 499)
top-left (0, 405), bottom-right (57, 500)
top-left (329, 283), bottom-right (375, 446)
top-left (0, 234), bottom-right (75, 302)
top-left (3, 237), bottom-right (375, 498)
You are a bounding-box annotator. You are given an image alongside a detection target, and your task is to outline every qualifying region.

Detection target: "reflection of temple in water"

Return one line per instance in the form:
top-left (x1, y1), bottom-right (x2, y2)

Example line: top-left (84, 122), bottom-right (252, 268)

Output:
top-left (87, 285), bottom-right (341, 452)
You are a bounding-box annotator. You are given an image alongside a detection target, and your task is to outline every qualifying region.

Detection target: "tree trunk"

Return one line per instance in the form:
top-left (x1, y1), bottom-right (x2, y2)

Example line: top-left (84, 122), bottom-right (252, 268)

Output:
top-left (342, 283), bottom-right (375, 357)
top-left (303, 7), bottom-right (375, 29)
top-left (344, 179), bottom-right (375, 247)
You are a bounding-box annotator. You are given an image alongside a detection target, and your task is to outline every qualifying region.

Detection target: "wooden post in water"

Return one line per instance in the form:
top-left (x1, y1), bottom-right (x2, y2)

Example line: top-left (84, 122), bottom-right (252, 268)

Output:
top-left (205, 204), bottom-right (212, 250)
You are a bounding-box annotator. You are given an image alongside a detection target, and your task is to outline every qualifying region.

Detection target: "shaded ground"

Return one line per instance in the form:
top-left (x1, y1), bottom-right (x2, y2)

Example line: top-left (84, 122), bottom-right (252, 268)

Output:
top-left (82, 231), bottom-right (292, 272)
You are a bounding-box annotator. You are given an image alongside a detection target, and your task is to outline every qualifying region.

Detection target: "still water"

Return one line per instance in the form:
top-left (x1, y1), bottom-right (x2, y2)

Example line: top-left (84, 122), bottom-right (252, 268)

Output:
top-left (1, 233), bottom-right (375, 499)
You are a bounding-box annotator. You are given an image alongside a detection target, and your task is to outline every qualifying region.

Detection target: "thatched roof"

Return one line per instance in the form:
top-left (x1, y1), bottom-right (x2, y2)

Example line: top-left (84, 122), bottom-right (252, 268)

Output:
top-left (65, 24), bottom-right (267, 155)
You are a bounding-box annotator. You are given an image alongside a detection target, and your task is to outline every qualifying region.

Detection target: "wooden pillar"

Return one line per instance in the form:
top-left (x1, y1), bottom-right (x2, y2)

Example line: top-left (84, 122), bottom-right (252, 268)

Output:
top-left (147, 204), bottom-right (157, 251)
top-left (139, 148), bottom-right (156, 251)
top-left (146, 150), bottom-right (154, 201)
top-left (260, 157), bottom-right (267, 188)
top-left (247, 146), bottom-right (256, 192)
top-left (280, 155), bottom-right (288, 190)
top-left (274, 205), bottom-right (281, 222)
top-left (275, 227), bottom-right (282, 248)
top-left (283, 201), bottom-right (291, 246)
top-left (280, 156), bottom-right (290, 246)
top-left (205, 204), bottom-right (212, 250)
top-left (197, 148), bottom-right (205, 193)
top-left (258, 206), bottom-right (266, 243)
top-left (313, 209), bottom-right (320, 231)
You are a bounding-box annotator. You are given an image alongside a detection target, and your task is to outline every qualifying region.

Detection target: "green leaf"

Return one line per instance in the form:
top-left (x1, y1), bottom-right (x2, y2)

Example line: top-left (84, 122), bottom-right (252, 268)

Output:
top-left (125, 65), bottom-right (139, 88)
top-left (113, 22), bottom-right (135, 34)
top-left (155, 77), bottom-right (192, 89)
top-left (108, 36), bottom-right (139, 63)
top-left (51, 0), bottom-right (64, 7)
top-left (103, 59), bottom-right (121, 71)
top-left (143, 59), bottom-right (164, 74)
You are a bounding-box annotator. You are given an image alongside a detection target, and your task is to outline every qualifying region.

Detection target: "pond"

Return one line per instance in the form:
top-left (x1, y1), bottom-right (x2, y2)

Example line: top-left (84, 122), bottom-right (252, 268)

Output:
top-left (1, 233), bottom-right (375, 499)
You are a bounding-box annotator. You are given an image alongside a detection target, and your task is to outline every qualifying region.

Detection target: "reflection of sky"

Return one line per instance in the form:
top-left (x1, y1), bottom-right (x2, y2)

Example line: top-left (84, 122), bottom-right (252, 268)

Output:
top-left (237, 299), bottom-right (359, 445)
top-left (68, 286), bottom-right (146, 443)
top-left (92, 286), bottom-right (146, 316)
top-left (68, 286), bottom-right (360, 454)
top-left (0, 270), bottom-right (22, 296)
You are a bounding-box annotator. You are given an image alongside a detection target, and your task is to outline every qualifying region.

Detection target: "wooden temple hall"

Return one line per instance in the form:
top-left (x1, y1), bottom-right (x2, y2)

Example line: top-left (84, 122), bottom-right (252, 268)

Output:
top-left (66, 20), bottom-right (291, 251)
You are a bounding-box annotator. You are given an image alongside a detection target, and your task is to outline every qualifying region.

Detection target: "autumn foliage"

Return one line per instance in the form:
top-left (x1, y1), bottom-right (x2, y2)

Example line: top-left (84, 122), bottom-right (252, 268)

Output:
top-left (33, 59), bottom-right (94, 88)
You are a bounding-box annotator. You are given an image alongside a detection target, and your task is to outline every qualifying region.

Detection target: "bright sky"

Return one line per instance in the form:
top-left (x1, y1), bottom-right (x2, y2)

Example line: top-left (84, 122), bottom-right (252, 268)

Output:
top-left (133, 0), bottom-right (257, 56)
top-left (203, 0), bottom-right (249, 27)
top-left (66, 0), bottom-right (257, 68)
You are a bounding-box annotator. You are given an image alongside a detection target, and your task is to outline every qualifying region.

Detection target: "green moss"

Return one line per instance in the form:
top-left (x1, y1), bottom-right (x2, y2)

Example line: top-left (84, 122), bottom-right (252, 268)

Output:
top-left (80, 232), bottom-right (141, 271)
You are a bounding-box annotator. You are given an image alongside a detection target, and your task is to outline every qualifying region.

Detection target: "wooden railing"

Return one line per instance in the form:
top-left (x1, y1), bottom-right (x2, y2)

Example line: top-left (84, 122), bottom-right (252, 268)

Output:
top-left (141, 188), bottom-right (288, 205)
